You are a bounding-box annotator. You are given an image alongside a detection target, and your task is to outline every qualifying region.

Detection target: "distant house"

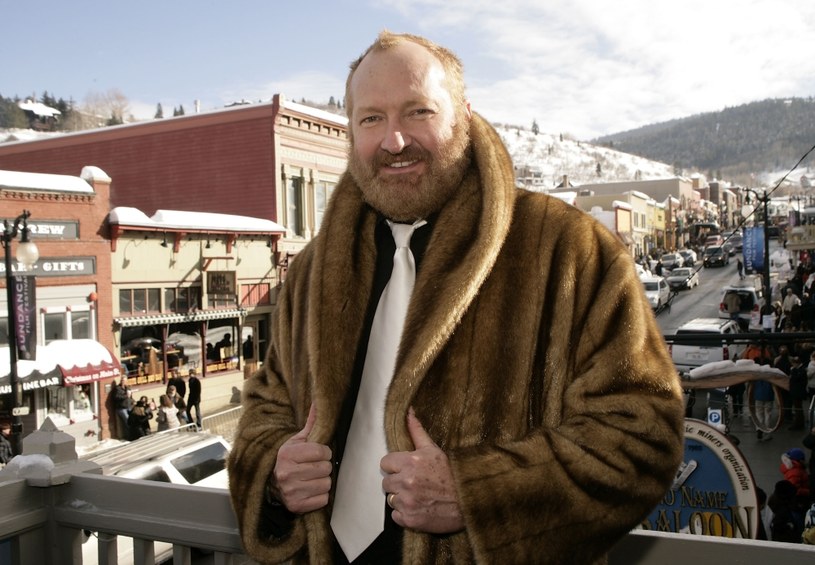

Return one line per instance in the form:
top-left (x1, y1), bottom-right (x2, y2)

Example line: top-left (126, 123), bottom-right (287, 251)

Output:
top-left (17, 99), bottom-right (61, 131)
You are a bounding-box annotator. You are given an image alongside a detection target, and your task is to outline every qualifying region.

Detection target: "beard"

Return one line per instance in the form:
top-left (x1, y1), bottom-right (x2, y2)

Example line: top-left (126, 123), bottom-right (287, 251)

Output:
top-left (348, 119), bottom-right (472, 222)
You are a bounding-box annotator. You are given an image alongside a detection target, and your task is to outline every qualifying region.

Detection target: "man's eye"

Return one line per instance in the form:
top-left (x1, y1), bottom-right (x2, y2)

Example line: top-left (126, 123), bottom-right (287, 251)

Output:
top-left (360, 116), bottom-right (380, 125)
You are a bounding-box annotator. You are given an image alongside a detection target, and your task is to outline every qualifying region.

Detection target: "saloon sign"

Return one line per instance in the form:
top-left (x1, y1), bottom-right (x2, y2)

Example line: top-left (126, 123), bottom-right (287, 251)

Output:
top-left (642, 419), bottom-right (759, 539)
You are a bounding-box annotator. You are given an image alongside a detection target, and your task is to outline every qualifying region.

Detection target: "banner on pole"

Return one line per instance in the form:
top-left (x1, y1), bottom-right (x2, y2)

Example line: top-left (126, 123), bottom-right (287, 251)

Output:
top-left (11, 275), bottom-right (37, 360)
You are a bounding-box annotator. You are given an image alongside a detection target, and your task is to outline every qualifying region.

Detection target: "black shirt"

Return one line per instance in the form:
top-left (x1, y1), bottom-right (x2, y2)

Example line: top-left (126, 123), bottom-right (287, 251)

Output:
top-left (332, 217), bottom-right (433, 564)
top-left (261, 217), bottom-right (434, 564)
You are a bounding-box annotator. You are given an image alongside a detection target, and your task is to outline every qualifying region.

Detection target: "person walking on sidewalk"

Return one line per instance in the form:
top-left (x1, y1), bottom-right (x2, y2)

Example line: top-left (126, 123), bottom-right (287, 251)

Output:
top-left (186, 369), bottom-right (203, 429)
top-left (737, 258), bottom-right (745, 280)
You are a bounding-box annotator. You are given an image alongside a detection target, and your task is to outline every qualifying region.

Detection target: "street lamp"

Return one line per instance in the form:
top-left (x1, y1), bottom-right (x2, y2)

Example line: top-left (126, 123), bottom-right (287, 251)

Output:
top-left (741, 189), bottom-right (771, 317)
top-left (2, 210), bottom-right (40, 456)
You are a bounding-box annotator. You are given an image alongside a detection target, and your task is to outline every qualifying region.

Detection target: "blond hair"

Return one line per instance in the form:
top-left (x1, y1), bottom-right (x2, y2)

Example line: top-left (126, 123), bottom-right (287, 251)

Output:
top-left (345, 30), bottom-right (466, 119)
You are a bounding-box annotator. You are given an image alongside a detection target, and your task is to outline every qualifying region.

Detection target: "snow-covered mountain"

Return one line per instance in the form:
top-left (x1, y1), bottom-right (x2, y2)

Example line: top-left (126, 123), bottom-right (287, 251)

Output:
top-left (495, 124), bottom-right (675, 191)
top-left (1, 122), bottom-right (678, 192)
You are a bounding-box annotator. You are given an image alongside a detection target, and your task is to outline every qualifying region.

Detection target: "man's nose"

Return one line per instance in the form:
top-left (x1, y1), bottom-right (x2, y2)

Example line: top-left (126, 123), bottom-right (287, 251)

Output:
top-left (380, 124), bottom-right (410, 154)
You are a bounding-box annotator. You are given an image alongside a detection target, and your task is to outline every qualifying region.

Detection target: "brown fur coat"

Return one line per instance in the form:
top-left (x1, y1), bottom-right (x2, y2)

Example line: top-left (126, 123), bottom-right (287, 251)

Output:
top-left (228, 114), bottom-right (685, 564)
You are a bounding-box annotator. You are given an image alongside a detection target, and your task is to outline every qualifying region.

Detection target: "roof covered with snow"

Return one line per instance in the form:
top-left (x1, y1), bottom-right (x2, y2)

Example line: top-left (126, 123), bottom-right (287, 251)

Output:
top-left (109, 206), bottom-right (285, 233)
top-left (0, 169), bottom-right (95, 193)
top-left (18, 100), bottom-right (61, 118)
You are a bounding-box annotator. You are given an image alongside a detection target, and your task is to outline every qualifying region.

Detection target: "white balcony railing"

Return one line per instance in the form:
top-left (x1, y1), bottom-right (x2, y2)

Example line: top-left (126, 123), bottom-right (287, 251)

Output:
top-left (1, 424), bottom-right (814, 564)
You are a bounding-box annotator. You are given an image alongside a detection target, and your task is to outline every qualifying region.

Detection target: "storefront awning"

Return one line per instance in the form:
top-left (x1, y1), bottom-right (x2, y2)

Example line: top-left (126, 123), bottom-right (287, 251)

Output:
top-left (113, 307), bottom-right (247, 328)
top-left (1, 339), bottom-right (122, 393)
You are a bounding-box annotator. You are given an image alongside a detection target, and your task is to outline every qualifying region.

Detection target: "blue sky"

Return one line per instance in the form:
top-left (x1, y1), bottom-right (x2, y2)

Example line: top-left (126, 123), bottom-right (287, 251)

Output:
top-left (4, 0), bottom-right (814, 139)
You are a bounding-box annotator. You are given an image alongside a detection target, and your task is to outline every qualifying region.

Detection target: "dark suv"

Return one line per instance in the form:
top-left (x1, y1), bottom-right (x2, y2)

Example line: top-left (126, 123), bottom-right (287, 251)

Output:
top-left (703, 245), bottom-right (730, 267)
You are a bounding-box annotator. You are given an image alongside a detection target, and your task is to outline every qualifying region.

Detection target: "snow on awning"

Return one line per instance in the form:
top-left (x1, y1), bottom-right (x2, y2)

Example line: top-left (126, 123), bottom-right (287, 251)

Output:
top-left (0, 339), bottom-right (122, 392)
top-left (682, 359), bottom-right (790, 391)
top-left (113, 308), bottom-right (247, 328)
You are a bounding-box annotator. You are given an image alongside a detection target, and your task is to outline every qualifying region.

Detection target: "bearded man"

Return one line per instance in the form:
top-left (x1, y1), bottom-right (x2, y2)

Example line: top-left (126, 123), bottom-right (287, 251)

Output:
top-left (228, 31), bottom-right (684, 564)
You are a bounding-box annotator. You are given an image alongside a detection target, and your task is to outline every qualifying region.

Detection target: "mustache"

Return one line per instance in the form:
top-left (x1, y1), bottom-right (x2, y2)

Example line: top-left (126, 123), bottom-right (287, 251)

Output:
top-left (373, 146), bottom-right (430, 168)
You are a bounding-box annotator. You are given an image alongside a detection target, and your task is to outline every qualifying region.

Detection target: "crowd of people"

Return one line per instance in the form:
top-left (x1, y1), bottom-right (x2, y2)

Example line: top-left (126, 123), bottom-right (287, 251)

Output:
top-left (738, 344), bottom-right (813, 542)
top-left (110, 368), bottom-right (203, 440)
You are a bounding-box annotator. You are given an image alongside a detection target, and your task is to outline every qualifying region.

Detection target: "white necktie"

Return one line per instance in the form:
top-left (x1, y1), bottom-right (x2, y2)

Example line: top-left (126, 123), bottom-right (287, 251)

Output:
top-left (331, 219), bottom-right (426, 562)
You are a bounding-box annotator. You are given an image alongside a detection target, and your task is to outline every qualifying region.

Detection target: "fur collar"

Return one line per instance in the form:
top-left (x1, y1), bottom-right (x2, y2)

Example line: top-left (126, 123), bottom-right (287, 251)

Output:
top-left (305, 113), bottom-right (517, 447)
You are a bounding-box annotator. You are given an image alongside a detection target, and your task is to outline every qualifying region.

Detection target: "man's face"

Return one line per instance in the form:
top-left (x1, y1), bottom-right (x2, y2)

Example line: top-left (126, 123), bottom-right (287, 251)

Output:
top-left (348, 41), bottom-right (472, 221)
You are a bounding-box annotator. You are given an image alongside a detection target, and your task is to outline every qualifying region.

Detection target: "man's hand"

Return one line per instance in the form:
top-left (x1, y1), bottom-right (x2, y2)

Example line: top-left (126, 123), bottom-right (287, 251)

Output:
top-left (271, 404), bottom-right (333, 514)
top-left (381, 408), bottom-right (465, 534)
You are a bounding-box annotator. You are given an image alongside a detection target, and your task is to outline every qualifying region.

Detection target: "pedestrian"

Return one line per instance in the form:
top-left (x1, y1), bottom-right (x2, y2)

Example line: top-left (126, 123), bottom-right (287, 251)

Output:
top-left (803, 425), bottom-right (815, 501)
top-left (737, 258), bottom-right (745, 279)
top-left (0, 421), bottom-right (14, 465)
top-left (167, 385), bottom-right (188, 425)
top-left (754, 379), bottom-right (776, 442)
top-left (769, 479), bottom-right (806, 542)
top-left (227, 31), bottom-right (685, 565)
top-left (138, 395), bottom-right (155, 435)
top-left (186, 368), bottom-right (202, 429)
top-left (112, 376), bottom-right (133, 440)
top-left (127, 399), bottom-right (150, 440)
top-left (780, 448), bottom-right (811, 500)
top-left (168, 368), bottom-right (187, 400)
top-left (156, 394), bottom-right (181, 431)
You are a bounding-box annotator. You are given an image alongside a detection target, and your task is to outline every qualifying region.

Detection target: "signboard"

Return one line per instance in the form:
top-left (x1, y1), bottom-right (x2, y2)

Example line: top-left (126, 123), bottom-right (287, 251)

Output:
top-left (11, 275), bottom-right (37, 360)
top-left (0, 256), bottom-right (96, 277)
top-left (642, 419), bottom-right (759, 538)
top-left (207, 271), bottom-right (236, 295)
top-left (27, 220), bottom-right (79, 240)
top-left (743, 226), bottom-right (764, 273)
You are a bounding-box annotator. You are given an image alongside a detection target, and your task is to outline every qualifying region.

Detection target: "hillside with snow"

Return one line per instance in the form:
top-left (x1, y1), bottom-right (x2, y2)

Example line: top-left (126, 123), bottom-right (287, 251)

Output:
top-left (495, 125), bottom-right (675, 190)
top-left (1, 121), bottom-right (678, 191)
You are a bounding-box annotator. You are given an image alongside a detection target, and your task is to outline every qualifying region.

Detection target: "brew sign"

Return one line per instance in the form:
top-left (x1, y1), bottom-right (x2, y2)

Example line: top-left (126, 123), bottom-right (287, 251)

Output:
top-left (207, 271), bottom-right (236, 295)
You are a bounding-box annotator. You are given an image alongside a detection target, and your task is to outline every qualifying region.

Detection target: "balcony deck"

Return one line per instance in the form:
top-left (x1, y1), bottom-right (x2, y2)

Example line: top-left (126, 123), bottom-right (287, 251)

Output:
top-left (1, 395), bottom-right (814, 563)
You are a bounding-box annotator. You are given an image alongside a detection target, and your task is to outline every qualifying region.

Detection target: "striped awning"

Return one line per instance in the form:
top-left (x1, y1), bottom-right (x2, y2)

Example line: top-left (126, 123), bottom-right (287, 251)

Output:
top-left (114, 308), bottom-right (247, 328)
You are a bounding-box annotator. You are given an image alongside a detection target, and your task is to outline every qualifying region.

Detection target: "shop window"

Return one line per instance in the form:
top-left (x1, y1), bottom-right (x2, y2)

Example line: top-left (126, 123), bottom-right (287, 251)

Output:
top-left (314, 181), bottom-right (336, 233)
top-left (240, 283), bottom-right (270, 306)
top-left (45, 383), bottom-right (94, 426)
top-left (119, 288), bottom-right (161, 315)
top-left (41, 306), bottom-right (96, 343)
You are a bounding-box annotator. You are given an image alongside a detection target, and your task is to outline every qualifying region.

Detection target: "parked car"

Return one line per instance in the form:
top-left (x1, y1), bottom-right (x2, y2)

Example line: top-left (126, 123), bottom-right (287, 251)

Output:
top-left (81, 431), bottom-right (230, 564)
top-left (718, 281), bottom-right (764, 330)
top-left (660, 253), bottom-right (684, 271)
top-left (677, 249), bottom-right (697, 267)
top-left (665, 267), bottom-right (700, 290)
top-left (703, 245), bottom-right (730, 267)
top-left (642, 275), bottom-right (671, 310)
top-left (671, 317), bottom-right (744, 374)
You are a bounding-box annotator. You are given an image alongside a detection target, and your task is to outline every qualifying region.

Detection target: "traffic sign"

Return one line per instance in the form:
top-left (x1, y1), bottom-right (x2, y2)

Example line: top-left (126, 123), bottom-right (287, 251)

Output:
top-left (11, 406), bottom-right (30, 416)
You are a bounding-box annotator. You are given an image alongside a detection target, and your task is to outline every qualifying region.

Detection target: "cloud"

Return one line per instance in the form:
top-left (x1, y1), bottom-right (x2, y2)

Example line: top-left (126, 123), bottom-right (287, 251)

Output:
top-left (375, 0), bottom-right (815, 138)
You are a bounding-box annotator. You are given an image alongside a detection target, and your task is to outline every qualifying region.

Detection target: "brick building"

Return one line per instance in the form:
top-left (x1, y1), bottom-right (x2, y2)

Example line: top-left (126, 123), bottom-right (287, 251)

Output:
top-left (0, 94), bottom-right (349, 255)
top-left (1, 166), bottom-right (116, 444)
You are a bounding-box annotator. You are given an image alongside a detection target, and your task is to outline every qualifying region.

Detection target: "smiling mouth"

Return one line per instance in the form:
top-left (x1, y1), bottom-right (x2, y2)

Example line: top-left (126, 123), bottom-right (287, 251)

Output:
top-left (388, 160), bottom-right (417, 168)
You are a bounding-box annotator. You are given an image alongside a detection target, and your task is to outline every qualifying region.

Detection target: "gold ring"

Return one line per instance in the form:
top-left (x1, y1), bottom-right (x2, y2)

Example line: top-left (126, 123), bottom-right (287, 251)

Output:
top-left (387, 493), bottom-right (396, 509)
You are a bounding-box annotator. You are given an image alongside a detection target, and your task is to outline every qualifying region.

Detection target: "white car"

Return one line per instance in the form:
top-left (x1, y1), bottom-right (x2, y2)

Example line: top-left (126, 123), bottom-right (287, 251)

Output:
top-left (665, 267), bottom-right (700, 290)
top-left (671, 318), bottom-right (744, 374)
top-left (642, 275), bottom-right (670, 310)
top-left (81, 431), bottom-right (230, 564)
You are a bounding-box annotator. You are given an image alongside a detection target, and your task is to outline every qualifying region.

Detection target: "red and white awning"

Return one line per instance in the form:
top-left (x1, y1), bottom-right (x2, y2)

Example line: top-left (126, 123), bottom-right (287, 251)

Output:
top-left (1, 339), bottom-right (121, 393)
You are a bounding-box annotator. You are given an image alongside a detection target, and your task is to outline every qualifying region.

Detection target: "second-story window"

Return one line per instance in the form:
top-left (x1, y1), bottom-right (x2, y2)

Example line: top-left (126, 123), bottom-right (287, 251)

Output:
top-left (119, 288), bottom-right (161, 315)
top-left (314, 181), bottom-right (335, 233)
top-left (287, 176), bottom-right (304, 237)
top-left (164, 287), bottom-right (201, 313)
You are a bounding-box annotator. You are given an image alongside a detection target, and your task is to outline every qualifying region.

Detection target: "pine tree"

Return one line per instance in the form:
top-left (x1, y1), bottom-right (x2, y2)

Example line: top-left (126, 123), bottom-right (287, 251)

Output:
top-left (531, 119), bottom-right (539, 135)
top-left (329, 96), bottom-right (336, 107)
top-left (155, 103), bottom-right (164, 119)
